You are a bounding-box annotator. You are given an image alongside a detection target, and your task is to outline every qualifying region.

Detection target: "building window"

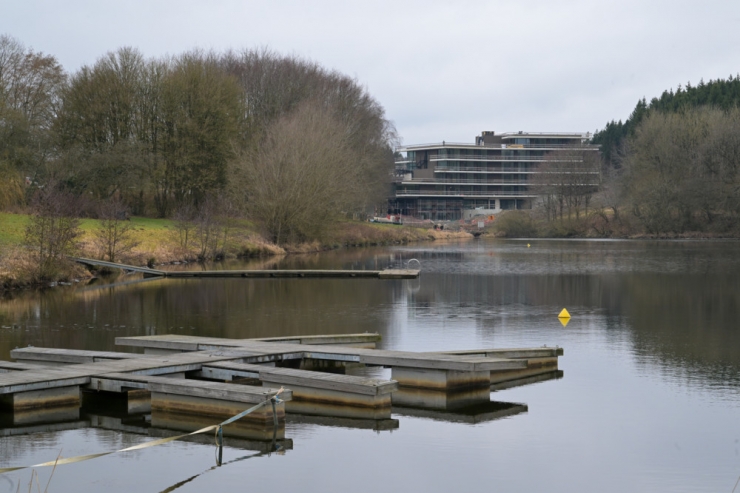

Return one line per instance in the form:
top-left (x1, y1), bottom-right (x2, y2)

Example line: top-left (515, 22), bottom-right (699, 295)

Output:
top-left (500, 199), bottom-right (515, 210)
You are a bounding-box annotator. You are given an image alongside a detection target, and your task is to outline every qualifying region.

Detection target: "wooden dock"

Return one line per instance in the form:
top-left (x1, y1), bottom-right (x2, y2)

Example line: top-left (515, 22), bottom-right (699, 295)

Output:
top-left (1, 333), bottom-right (562, 435)
top-left (70, 257), bottom-right (420, 279)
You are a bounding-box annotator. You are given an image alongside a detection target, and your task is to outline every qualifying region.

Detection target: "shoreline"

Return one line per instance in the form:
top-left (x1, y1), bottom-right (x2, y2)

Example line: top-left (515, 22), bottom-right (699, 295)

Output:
top-left (0, 219), bottom-right (471, 293)
top-left (5, 207), bottom-right (738, 293)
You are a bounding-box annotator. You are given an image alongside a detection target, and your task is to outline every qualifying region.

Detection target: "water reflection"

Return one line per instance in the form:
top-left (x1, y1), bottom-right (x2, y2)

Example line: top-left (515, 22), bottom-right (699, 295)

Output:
top-left (2, 239), bottom-right (740, 390)
top-left (393, 400), bottom-right (528, 424)
top-left (1, 239), bottom-right (739, 492)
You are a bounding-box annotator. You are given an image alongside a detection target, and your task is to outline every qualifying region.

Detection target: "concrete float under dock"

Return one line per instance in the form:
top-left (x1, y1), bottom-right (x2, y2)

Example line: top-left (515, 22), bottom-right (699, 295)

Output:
top-left (199, 361), bottom-right (398, 419)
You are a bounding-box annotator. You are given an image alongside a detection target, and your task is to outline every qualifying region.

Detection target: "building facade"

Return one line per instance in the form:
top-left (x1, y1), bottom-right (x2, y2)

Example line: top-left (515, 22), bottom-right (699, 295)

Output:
top-left (390, 131), bottom-right (600, 220)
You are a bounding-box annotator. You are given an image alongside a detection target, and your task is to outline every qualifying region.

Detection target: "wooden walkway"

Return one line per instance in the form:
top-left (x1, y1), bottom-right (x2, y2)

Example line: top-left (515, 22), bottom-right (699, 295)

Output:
top-left (1, 333), bottom-right (562, 428)
top-left (71, 257), bottom-right (420, 279)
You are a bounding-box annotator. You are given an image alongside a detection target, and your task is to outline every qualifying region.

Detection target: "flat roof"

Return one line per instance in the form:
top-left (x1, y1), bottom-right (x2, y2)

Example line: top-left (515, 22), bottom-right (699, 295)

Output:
top-left (397, 132), bottom-right (592, 152)
top-left (498, 132), bottom-right (588, 139)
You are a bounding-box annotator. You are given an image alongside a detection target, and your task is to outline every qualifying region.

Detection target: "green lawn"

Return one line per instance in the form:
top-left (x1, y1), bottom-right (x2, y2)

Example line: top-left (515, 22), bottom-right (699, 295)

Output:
top-left (0, 213), bottom-right (178, 249)
top-left (0, 213), bottom-right (263, 252)
top-left (0, 212), bottom-right (435, 261)
top-left (0, 213), bottom-right (29, 245)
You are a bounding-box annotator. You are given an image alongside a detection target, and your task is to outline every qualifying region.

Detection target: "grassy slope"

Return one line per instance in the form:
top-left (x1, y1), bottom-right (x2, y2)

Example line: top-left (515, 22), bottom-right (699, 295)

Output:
top-left (1, 213), bottom-right (461, 263)
top-left (1, 213), bottom-right (181, 252)
top-left (0, 213), bottom-right (27, 245)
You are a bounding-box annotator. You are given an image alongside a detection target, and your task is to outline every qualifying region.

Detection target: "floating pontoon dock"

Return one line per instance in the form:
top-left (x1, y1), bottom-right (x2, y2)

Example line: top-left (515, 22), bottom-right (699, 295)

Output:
top-left (1, 333), bottom-right (562, 437)
top-left (70, 257), bottom-right (420, 279)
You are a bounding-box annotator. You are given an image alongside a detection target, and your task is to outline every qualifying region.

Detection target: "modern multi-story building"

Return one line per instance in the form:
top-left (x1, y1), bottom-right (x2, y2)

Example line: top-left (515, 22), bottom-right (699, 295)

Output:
top-left (390, 131), bottom-right (600, 220)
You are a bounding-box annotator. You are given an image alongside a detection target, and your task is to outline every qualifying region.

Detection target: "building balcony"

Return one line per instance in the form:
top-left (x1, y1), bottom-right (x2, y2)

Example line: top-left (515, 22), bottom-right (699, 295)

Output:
top-left (400, 178), bottom-right (531, 185)
top-left (431, 155), bottom-right (550, 163)
top-left (433, 166), bottom-right (600, 174)
top-left (397, 142), bottom-right (596, 151)
top-left (394, 154), bottom-right (595, 166)
top-left (394, 189), bottom-right (536, 197)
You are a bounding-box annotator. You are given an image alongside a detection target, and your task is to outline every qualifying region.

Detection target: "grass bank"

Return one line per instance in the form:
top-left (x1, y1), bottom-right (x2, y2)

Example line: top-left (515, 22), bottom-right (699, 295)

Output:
top-left (0, 212), bottom-right (469, 290)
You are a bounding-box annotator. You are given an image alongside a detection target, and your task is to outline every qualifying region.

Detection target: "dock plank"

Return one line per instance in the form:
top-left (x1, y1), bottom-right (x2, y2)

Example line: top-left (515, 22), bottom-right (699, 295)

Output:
top-left (11, 347), bottom-right (153, 365)
top-left (148, 379), bottom-right (290, 404)
top-left (0, 361), bottom-right (55, 372)
top-left (258, 367), bottom-right (398, 396)
top-left (117, 336), bottom-right (530, 372)
top-left (431, 347), bottom-right (564, 358)
top-left (115, 333), bottom-right (382, 351)
top-left (0, 347), bottom-right (266, 395)
top-left (201, 361), bottom-right (398, 396)
top-left (70, 257), bottom-right (419, 279)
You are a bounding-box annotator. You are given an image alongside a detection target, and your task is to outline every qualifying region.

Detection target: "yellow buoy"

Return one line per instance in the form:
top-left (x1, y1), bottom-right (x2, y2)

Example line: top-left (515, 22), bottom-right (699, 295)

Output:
top-left (558, 308), bottom-right (571, 327)
top-left (527, 243), bottom-right (531, 248)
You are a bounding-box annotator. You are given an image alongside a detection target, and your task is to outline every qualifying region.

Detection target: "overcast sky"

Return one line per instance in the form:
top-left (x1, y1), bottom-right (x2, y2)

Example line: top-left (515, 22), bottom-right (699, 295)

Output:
top-left (3, 0), bottom-right (740, 145)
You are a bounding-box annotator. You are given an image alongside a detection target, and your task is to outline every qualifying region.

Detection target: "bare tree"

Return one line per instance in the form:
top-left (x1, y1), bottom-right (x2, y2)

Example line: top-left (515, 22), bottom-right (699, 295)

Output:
top-left (0, 35), bottom-right (66, 183)
top-left (623, 109), bottom-right (707, 233)
top-left (23, 184), bottom-right (81, 279)
top-left (222, 49), bottom-right (396, 217)
top-left (171, 202), bottom-right (196, 250)
top-left (192, 196), bottom-right (222, 260)
top-left (533, 146), bottom-right (601, 223)
top-left (93, 197), bottom-right (138, 262)
top-left (234, 100), bottom-right (364, 244)
top-left (623, 106), bottom-right (740, 233)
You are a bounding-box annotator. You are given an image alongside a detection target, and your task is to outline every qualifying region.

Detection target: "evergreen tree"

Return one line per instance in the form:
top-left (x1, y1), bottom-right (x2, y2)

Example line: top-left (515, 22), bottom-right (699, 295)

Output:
top-left (593, 75), bottom-right (740, 168)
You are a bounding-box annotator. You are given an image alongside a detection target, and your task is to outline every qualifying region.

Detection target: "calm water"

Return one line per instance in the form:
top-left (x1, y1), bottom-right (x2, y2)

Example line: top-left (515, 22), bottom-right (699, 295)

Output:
top-left (1, 239), bottom-right (739, 492)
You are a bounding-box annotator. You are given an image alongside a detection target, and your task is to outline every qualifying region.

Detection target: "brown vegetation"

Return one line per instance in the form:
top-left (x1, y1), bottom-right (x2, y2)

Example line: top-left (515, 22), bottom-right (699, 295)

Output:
top-left (621, 107), bottom-right (740, 234)
top-left (23, 185), bottom-right (81, 280)
top-left (234, 101), bottom-right (394, 244)
top-left (0, 35), bottom-right (447, 292)
top-left (93, 197), bottom-right (139, 262)
top-left (532, 146), bottom-right (601, 223)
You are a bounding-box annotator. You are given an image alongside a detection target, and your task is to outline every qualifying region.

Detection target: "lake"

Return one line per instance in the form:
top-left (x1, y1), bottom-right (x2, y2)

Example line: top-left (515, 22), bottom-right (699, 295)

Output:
top-left (1, 238), bottom-right (739, 492)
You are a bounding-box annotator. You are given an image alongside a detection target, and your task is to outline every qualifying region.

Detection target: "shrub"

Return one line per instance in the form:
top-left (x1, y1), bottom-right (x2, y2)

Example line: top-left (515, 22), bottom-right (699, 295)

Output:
top-left (491, 211), bottom-right (538, 238)
top-left (23, 186), bottom-right (81, 280)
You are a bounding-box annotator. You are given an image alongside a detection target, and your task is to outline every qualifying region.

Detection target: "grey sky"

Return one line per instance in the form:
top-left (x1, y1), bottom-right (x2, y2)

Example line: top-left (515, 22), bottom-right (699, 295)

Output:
top-left (3, 0), bottom-right (740, 145)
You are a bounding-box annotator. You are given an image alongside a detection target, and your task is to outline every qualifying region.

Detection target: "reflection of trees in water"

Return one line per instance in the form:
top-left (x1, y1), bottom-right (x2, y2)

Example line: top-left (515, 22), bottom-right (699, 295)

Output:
top-left (162, 247), bottom-right (402, 273)
top-left (407, 273), bottom-right (610, 316)
top-left (0, 428), bottom-right (150, 475)
top-left (408, 272), bottom-right (740, 388)
top-left (0, 430), bottom-right (65, 462)
top-left (623, 273), bottom-right (740, 387)
top-left (1, 240), bottom-right (738, 388)
top-left (0, 286), bottom-right (91, 360)
top-left (0, 276), bottom-right (397, 359)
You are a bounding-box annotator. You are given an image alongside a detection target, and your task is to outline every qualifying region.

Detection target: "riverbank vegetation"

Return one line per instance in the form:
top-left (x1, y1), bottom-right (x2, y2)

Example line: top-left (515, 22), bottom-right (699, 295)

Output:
top-left (4, 33), bottom-right (740, 286)
top-left (0, 35), bottom-right (395, 226)
top-left (0, 209), bottom-right (463, 289)
top-left (1, 34), bottom-right (430, 289)
top-left (490, 77), bottom-right (740, 239)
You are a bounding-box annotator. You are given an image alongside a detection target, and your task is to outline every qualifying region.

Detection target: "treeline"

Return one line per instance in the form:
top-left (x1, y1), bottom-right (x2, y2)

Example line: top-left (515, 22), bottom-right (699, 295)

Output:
top-left (507, 77), bottom-right (740, 238)
top-left (619, 107), bottom-right (740, 234)
top-left (574, 76), bottom-right (740, 237)
top-left (0, 35), bottom-right (397, 244)
top-left (592, 76), bottom-right (740, 167)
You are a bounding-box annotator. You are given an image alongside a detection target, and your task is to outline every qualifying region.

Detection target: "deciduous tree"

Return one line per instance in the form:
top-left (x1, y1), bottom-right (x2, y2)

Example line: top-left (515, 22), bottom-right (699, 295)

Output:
top-left (533, 146), bottom-right (600, 223)
top-left (0, 34), bottom-right (65, 182)
top-left (23, 184), bottom-right (81, 279)
top-left (93, 197), bottom-right (138, 262)
top-left (235, 100), bottom-right (363, 244)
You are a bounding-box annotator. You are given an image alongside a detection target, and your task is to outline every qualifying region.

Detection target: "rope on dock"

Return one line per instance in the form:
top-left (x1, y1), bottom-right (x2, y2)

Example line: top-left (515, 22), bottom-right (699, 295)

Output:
top-left (0, 388), bottom-right (285, 475)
